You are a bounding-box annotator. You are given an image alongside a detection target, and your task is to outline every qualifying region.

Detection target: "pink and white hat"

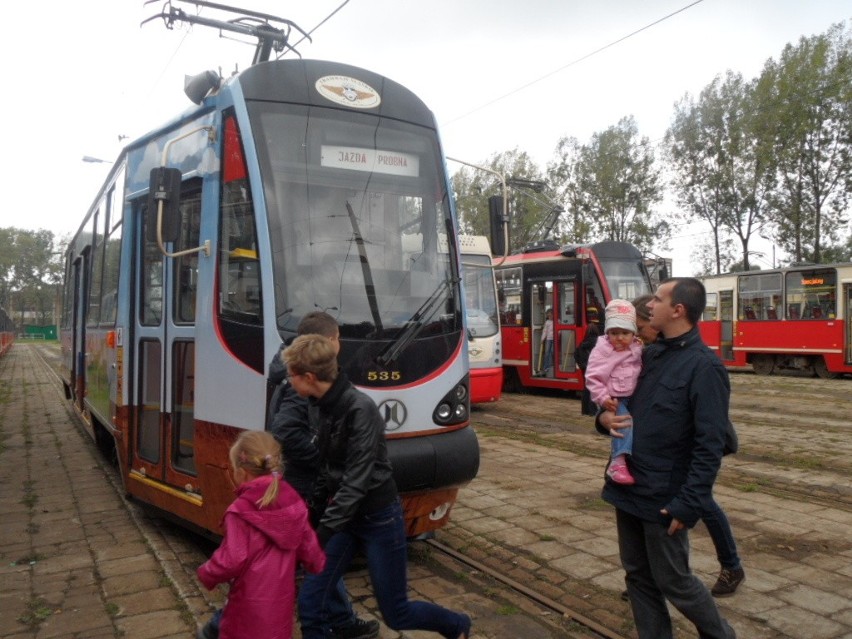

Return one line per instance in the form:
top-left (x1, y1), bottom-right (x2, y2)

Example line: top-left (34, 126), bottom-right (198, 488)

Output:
top-left (604, 299), bottom-right (637, 333)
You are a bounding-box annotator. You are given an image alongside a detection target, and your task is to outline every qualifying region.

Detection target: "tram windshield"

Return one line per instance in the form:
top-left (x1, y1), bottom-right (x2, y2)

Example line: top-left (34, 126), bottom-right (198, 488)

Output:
top-left (249, 103), bottom-right (459, 341)
top-left (598, 258), bottom-right (651, 301)
top-left (461, 254), bottom-right (499, 337)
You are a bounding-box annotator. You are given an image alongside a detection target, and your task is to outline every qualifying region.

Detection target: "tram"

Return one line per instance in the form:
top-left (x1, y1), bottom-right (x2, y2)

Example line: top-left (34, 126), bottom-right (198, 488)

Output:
top-left (699, 262), bottom-right (852, 378)
top-left (460, 235), bottom-right (502, 403)
top-left (59, 7), bottom-right (478, 538)
top-left (0, 307), bottom-right (14, 357)
top-left (495, 240), bottom-right (653, 393)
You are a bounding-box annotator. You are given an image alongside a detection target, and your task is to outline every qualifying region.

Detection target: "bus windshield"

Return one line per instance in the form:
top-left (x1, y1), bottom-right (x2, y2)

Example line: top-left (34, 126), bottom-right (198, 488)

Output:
top-left (462, 254), bottom-right (499, 337)
top-left (249, 103), bottom-right (458, 340)
top-left (598, 258), bottom-right (651, 301)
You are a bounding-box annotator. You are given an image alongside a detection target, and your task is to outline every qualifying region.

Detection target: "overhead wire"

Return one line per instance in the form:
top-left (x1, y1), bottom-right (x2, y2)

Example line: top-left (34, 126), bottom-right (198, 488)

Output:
top-left (442, 0), bottom-right (706, 127)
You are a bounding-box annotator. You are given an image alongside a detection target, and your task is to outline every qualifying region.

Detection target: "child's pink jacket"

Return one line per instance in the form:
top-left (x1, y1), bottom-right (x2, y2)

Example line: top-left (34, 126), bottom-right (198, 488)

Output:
top-left (584, 335), bottom-right (643, 406)
top-left (197, 475), bottom-right (325, 639)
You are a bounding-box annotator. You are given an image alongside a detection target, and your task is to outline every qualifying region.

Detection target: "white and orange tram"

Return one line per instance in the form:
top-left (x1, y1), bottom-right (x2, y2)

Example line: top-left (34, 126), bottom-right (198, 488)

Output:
top-left (60, 15), bottom-right (478, 538)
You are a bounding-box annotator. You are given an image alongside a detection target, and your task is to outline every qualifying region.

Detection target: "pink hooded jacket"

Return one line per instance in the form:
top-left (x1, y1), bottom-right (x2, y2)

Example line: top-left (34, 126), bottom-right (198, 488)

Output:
top-left (584, 334), bottom-right (643, 406)
top-left (197, 475), bottom-right (325, 639)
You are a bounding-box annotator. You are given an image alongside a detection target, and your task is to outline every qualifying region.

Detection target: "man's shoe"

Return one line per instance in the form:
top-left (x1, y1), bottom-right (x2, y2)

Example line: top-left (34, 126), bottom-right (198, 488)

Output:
top-left (711, 566), bottom-right (745, 597)
top-left (329, 617), bottom-right (380, 639)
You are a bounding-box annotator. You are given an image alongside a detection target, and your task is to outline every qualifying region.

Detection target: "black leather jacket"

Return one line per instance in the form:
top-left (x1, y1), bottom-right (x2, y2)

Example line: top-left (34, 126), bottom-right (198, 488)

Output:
top-left (309, 371), bottom-right (397, 540)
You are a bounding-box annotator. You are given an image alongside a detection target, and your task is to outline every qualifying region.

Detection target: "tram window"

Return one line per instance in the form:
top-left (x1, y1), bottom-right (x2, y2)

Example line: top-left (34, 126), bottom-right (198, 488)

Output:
top-left (559, 281), bottom-right (576, 325)
top-left (785, 268), bottom-right (836, 320)
top-left (139, 201), bottom-right (163, 327)
top-left (703, 293), bottom-right (718, 321)
top-left (101, 224), bottom-right (122, 325)
top-left (738, 272), bottom-right (781, 320)
top-left (496, 267), bottom-right (522, 326)
top-left (174, 186), bottom-right (202, 324)
top-left (87, 208), bottom-right (105, 327)
top-left (172, 341), bottom-right (196, 475)
top-left (219, 179), bottom-right (261, 324)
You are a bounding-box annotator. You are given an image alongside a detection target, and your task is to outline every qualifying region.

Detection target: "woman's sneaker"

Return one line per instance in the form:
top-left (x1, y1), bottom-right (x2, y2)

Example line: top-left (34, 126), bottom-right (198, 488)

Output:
top-left (606, 462), bottom-right (635, 485)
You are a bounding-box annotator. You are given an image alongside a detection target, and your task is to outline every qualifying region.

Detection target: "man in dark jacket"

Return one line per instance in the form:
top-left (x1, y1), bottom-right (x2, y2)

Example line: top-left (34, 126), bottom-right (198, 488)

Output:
top-left (267, 312), bottom-right (379, 639)
top-left (598, 278), bottom-right (736, 639)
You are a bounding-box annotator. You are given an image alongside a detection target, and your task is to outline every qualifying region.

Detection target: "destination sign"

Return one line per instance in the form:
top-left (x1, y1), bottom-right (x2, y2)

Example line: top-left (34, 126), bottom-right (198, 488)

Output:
top-left (321, 145), bottom-right (420, 177)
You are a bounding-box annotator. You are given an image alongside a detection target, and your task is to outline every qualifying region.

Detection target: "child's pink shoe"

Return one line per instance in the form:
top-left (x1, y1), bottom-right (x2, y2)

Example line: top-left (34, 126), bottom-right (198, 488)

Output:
top-left (607, 462), bottom-right (635, 485)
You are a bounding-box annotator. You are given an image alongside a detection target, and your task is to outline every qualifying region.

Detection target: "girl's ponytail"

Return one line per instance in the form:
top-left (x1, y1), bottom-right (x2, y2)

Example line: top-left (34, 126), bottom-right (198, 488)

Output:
top-left (228, 431), bottom-right (282, 508)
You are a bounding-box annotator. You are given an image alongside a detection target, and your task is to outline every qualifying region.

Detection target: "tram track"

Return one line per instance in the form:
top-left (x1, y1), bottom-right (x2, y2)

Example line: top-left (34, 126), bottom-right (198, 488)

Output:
top-left (424, 538), bottom-right (631, 639)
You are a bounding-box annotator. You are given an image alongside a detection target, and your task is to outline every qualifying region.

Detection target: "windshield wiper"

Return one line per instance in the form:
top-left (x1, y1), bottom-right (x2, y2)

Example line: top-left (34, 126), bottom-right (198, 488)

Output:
top-left (376, 277), bottom-right (455, 367)
top-left (345, 200), bottom-right (383, 335)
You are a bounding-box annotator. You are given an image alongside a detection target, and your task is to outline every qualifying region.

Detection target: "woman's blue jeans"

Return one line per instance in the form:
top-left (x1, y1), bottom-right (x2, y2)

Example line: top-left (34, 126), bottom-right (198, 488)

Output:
top-left (702, 499), bottom-right (741, 570)
top-left (298, 500), bottom-right (467, 639)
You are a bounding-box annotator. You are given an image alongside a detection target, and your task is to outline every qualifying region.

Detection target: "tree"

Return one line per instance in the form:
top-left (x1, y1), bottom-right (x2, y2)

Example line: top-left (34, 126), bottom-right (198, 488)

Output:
top-left (550, 116), bottom-right (667, 254)
top-left (451, 149), bottom-right (554, 253)
top-left (665, 71), bottom-right (776, 273)
top-left (760, 22), bottom-right (852, 263)
top-left (0, 227), bottom-right (65, 327)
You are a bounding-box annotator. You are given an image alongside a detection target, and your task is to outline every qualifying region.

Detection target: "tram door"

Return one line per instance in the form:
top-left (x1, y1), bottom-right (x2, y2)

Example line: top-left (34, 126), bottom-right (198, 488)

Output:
top-left (720, 290), bottom-right (735, 361)
top-left (131, 185), bottom-right (202, 493)
top-left (530, 279), bottom-right (578, 378)
top-left (70, 250), bottom-right (90, 411)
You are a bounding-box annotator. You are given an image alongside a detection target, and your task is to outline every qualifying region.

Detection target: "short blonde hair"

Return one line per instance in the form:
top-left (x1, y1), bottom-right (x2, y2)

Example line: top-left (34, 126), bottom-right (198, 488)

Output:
top-left (282, 334), bottom-right (338, 382)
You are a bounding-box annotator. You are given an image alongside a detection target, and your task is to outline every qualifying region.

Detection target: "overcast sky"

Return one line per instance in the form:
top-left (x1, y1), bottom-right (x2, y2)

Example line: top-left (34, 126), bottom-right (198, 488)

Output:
top-left (3, 0), bottom-right (848, 273)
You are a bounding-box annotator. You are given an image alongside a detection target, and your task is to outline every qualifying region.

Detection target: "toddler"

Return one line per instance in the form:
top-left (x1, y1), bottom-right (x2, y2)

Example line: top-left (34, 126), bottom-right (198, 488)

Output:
top-left (584, 299), bottom-right (643, 485)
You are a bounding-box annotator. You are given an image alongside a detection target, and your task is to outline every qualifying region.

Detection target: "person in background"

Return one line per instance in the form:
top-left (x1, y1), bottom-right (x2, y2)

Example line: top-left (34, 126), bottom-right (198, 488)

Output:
top-left (584, 299), bottom-right (643, 485)
top-left (599, 278), bottom-right (737, 638)
top-left (539, 308), bottom-right (554, 376)
top-left (267, 311), bottom-right (381, 639)
top-left (628, 294), bottom-right (746, 598)
top-left (284, 335), bottom-right (472, 639)
top-left (575, 306), bottom-right (601, 416)
top-left (196, 431), bottom-right (325, 639)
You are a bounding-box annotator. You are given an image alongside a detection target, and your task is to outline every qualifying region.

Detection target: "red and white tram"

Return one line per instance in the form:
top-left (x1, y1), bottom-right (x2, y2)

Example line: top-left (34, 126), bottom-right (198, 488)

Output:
top-left (699, 262), bottom-right (852, 378)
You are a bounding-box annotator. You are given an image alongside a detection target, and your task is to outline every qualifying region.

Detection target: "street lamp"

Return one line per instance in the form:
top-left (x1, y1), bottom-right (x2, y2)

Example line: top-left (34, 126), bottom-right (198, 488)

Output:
top-left (81, 156), bottom-right (111, 164)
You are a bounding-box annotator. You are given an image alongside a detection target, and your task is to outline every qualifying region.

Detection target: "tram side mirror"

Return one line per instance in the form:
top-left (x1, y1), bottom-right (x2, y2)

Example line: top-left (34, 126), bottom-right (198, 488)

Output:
top-left (488, 195), bottom-right (509, 257)
top-left (657, 259), bottom-right (669, 283)
top-left (147, 167), bottom-right (182, 244)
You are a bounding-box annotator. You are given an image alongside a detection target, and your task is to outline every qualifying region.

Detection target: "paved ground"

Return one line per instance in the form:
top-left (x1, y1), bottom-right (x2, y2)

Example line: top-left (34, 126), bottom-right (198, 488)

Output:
top-left (3, 342), bottom-right (852, 638)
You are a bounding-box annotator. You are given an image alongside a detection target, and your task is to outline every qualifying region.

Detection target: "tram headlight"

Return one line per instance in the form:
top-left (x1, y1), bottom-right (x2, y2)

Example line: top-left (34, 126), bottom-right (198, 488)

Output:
top-left (432, 376), bottom-right (470, 425)
top-left (454, 384), bottom-right (468, 402)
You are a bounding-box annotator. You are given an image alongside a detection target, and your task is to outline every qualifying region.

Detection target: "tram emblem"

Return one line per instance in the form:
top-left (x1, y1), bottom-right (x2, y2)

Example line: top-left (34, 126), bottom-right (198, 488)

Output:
top-left (378, 399), bottom-right (407, 431)
top-left (315, 75), bottom-right (381, 109)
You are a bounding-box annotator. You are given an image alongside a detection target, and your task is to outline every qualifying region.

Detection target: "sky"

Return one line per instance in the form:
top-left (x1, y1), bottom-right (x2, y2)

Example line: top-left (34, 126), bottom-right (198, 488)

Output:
top-left (3, 0), bottom-right (849, 274)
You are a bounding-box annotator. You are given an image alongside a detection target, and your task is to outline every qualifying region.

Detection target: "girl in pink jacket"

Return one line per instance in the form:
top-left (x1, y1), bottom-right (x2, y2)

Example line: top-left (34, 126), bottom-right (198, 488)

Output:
top-left (584, 299), bottom-right (643, 485)
top-left (197, 431), bottom-right (325, 639)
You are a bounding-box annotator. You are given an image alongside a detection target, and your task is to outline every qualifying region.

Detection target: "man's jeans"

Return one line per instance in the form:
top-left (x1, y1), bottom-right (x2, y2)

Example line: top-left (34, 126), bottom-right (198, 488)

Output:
top-left (616, 508), bottom-right (736, 639)
top-left (298, 500), bottom-right (466, 639)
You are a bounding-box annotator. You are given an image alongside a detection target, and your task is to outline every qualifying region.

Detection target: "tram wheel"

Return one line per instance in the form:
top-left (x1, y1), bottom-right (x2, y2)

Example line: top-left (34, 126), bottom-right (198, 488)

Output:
top-left (751, 354), bottom-right (775, 376)
top-left (812, 357), bottom-right (838, 379)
